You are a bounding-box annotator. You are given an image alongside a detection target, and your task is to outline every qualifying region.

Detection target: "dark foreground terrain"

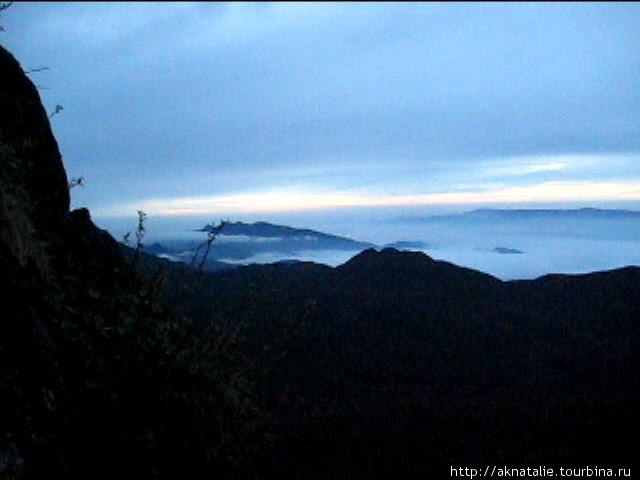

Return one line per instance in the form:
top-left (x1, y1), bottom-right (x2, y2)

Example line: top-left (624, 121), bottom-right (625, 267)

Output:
top-left (175, 248), bottom-right (638, 478)
top-left (2, 44), bottom-right (638, 479)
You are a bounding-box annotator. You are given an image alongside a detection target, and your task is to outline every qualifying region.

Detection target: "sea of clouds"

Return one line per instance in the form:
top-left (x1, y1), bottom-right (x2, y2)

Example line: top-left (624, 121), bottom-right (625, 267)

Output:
top-left (97, 205), bottom-right (640, 281)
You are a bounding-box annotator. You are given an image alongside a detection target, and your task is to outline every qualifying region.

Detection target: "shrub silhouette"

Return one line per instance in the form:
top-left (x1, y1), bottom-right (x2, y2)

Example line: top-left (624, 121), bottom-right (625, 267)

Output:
top-left (41, 208), bottom-right (262, 479)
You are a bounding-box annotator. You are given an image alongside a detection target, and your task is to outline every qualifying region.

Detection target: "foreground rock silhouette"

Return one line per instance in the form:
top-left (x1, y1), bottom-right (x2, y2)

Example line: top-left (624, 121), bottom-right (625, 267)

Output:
top-left (1, 45), bottom-right (257, 479)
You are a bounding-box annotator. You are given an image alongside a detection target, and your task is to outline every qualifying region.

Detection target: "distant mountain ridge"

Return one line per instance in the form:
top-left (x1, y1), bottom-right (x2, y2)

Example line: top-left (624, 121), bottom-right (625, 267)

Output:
top-left (466, 207), bottom-right (640, 218)
top-left (200, 220), bottom-right (369, 243)
top-left (142, 207), bottom-right (640, 273)
top-left (145, 220), bottom-right (376, 263)
top-left (396, 207), bottom-right (640, 222)
top-left (147, 221), bottom-right (438, 268)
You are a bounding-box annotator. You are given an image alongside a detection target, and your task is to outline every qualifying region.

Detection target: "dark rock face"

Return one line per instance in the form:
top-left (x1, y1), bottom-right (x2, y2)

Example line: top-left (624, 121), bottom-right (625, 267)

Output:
top-left (63, 207), bottom-right (124, 287)
top-left (0, 45), bottom-right (69, 234)
top-left (0, 240), bottom-right (73, 479)
top-left (1, 44), bottom-right (262, 480)
top-left (1, 45), bottom-right (75, 479)
top-left (0, 46), bottom-right (122, 479)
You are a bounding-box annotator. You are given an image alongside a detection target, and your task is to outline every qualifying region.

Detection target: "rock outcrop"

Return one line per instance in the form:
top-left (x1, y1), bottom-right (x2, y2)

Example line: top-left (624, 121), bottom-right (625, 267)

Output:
top-left (1, 44), bottom-right (74, 479)
top-left (0, 45), bottom-right (69, 235)
top-left (0, 44), bottom-right (123, 479)
top-left (1, 45), bottom-right (258, 479)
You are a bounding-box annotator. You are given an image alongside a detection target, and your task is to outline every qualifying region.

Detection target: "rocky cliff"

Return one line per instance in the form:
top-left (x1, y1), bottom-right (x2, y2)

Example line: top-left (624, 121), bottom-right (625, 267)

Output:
top-left (0, 45), bottom-right (257, 480)
top-left (0, 46), bottom-right (69, 236)
top-left (1, 44), bottom-right (74, 478)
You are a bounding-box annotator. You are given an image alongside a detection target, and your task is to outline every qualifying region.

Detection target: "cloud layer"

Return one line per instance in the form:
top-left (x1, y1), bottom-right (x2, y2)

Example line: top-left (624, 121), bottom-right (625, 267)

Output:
top-left (3, 2), bottom-right (640, 216)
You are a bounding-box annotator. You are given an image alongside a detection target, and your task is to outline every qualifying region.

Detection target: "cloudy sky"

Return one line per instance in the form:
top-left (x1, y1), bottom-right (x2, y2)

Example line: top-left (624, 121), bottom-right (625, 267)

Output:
top-left (3, 2), bottom-right (640, 219)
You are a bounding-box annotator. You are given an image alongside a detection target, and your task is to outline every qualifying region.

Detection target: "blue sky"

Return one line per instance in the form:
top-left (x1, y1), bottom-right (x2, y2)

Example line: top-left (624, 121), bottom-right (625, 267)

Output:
top-left (3, 2), bottom-right (640, 219)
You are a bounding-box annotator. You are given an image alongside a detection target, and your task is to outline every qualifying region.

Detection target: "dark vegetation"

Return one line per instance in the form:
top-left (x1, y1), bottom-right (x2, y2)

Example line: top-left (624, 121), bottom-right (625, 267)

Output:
top-left (155, 250), bottom-right (637, 478)
top-left (2, 42), bottom-right (639, 479)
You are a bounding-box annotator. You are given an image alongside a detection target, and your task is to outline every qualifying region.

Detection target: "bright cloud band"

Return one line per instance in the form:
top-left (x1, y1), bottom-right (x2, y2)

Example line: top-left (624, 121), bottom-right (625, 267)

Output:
top-left (95, 180), bottom-right (640, 217)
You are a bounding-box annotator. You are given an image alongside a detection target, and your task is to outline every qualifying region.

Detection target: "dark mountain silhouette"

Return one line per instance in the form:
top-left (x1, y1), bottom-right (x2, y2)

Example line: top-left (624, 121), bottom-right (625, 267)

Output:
top-left (137, 247), bottom-right (638, 479)
top-left (398, 207), bottom-right (640, 223)
top-left (198, 220), bottom-right (374, 261)
top-left (468, 207), bottom-right (640, 219)
top-left (2, 42), bottom-right (639, 480)
top-left (136, 221), bottom-right (374, 265)
top-left (145, 223), bottom-right (434, 266)
top-left (143, 241), bottom-right (173, 255)
top-left (203, 220), bottom-right (371, 245)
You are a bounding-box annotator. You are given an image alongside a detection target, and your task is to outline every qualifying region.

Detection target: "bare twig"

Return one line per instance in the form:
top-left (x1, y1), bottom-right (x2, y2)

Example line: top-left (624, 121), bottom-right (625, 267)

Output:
top-left (184, 220), bottom-right (228, 297)
top-left (24, 66), bottom-right (50, 75)
top-left (130, 210), bottom-right (147, 271)
top-left (49, 104), bottom-right (64, 118)
top-left (68, 177), bottom-right (85, 190)
top-left (0, 1), bottom-right (14, 32)
top-left (195, 220), bottom-right (228, 272)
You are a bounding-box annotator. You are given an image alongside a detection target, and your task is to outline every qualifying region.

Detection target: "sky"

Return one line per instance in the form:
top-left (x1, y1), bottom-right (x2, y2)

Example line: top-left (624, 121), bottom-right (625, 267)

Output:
top-left (2, 2), bottom-right (640, 221)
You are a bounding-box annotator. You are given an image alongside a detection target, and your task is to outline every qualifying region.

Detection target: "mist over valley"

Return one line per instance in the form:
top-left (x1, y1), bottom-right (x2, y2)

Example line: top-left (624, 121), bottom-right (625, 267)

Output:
top-left (99, 207), bottom-right (640, 280)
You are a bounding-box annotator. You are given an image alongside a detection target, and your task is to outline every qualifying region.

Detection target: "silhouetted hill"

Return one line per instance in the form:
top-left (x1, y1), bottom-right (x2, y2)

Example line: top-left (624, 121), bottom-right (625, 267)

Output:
top-left (203, 220), bottom-right (369, 244)
top-left (468, 207), bottom-right (640, 218)
top-left (399, 207), bottom-right (640, 223)
top-left (193, 221), bottom-right (374, 261)
top-left (151, 247), bottom-right (638, 478)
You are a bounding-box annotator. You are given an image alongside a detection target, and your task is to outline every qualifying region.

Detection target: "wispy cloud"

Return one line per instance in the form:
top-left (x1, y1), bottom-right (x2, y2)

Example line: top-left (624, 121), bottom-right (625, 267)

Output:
top-left (485, 161), bottom-right (567, 176)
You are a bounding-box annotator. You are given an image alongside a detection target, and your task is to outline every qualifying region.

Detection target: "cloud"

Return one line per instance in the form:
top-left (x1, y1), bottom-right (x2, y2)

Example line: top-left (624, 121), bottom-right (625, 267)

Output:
top-left (4, 2), bottom-right (640, 215)
top-left (485, 162), bottom-right (567, 176)
top-left (93, 179), bottom-right (640, 218)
